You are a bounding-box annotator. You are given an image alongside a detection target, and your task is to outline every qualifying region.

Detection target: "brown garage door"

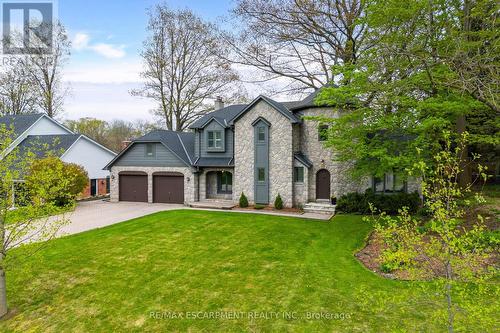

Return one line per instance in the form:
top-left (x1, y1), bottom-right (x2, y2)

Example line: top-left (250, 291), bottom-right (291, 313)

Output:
top-left (153, 174), bottom-right (184, 204)
top-left (119, 174), bottom-right (148, 202)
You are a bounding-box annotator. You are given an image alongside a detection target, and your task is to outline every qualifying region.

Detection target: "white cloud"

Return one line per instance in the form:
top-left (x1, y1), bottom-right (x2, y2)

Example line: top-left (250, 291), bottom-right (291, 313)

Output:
top-left (90, 43), bottom-right (126, 59)
top-left (73, 32), bottom-right (90, 50)
top-left (64, 60), bottom-right (143, 84)
top-left (72, 32), bottom-right (126, 59)
top-left (63, 82), bottom-right (156, 122)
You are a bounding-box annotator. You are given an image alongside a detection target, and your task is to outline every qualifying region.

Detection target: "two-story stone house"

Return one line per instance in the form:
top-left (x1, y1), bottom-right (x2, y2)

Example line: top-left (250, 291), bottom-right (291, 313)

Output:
top-left (105, 91), bottom-right (413, 208)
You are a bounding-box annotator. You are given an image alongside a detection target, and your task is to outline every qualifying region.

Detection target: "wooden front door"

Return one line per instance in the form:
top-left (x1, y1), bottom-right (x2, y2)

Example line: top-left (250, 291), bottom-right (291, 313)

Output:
top-left (316, 169), bottom-right (331, 200)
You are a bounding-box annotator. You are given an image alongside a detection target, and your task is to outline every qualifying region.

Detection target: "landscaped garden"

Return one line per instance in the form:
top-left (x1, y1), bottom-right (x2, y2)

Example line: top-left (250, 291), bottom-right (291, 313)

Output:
top-left (1, 210), bottom-right (496, 332)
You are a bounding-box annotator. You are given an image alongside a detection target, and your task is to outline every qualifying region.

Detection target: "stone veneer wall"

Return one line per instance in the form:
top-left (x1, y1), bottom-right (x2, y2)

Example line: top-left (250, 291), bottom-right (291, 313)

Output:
top-left (292, 158), bottom-right (309, 207)
top-left (233, 100), bottom-right (294, 207)
top-left (299, 107), bottom-right (369, 200)
top-left (199, 168), bottom-right (233, 200)
top-left (110, 166), bottom-right (197, 204)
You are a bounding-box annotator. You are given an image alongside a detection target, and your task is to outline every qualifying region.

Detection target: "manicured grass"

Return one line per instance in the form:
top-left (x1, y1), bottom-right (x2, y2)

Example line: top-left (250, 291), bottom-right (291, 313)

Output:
top-left (1, 211), bottom-right (495, 332)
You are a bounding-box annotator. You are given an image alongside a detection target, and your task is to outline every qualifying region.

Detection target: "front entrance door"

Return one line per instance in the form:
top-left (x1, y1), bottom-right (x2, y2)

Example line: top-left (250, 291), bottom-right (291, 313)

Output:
top-left (316, 169), bottom-right (331, 200)
top-left (90, 179), bottom-right (97, 197)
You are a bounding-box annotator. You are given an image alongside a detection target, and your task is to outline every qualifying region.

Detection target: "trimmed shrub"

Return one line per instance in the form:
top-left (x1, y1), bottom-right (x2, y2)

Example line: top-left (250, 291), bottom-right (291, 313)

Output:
top-left (336, 189), bottom-right (421, 215)
top-left (26, 157), bottom-right (88, 207)
top-left (274, 193), bottom-right (283, 210)
top-left (239, 192), bottom-right (248, 208)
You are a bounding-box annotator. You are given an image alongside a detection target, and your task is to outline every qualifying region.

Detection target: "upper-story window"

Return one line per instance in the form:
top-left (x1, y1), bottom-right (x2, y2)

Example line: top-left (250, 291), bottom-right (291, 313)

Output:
top-left (145, 143), bottom-right (155, 158)
top-left (257, 127), bottom-right (266, 142)
top-left (207, 131), bottom-right (223, 149)
top-left (318, 124), bottom-right (329, 141)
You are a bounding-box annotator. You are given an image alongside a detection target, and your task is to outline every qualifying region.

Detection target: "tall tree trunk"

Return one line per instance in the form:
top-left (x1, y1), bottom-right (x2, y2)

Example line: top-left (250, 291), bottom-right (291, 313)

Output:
top-left (0, 266), bottom-right (7, 318)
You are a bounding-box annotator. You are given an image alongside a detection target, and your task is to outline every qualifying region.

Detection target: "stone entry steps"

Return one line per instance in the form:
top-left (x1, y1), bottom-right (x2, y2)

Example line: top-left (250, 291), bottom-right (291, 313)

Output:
top-left (303, 202), bottom-right (336, 215)
top-left (189, 200), bottom-right (236, 210)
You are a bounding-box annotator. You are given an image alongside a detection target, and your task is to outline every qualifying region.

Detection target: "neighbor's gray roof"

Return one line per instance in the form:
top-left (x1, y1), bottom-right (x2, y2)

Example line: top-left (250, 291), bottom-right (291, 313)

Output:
top-left (14, 134), bottom-right (81, 159)
top-left (0, 113), bottom-right (44, 138)
top-left (193, 157), bottom-right (234, 167)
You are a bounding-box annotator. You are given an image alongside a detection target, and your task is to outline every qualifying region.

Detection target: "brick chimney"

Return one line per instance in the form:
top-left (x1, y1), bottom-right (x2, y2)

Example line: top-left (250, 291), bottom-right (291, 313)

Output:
top-left (214, 96), bottom-right (224, 110)
top-left (121, 140), bottom-right (132, 151)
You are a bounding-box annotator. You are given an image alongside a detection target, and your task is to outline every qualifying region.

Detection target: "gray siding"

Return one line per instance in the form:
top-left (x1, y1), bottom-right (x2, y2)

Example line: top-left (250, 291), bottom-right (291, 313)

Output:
top-left (199, 120), bottom-right (234, 158)
top-left (194, 130), bottom-right (200, 157)
top-left (114, 143), bottom-right (186, 167)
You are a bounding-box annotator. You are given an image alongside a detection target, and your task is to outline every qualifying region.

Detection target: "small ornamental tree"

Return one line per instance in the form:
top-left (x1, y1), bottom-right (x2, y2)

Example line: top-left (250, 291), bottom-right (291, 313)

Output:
top-left (274, 193), bottom-right (283, 210)
top-left (367, 132), bottom-right (496, 332)
top-left (25, 157), bottom-right (88, 207)
top-left (239, 192), bottom-right (248, 208)
top-left (0, 126), bottom-right (70, 318)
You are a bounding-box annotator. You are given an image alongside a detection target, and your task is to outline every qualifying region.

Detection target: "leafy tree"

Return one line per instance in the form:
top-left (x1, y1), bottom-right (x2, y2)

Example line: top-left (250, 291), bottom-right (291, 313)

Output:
top-left (0, 65), bottom-right (37, 116)
top-left (368, 132), bottom-right (497, 331)
top-left (64, 118), bottom-right (108, 146)
top-left (25, 157), bottom-right (88, 207)
top-left (225, 0), bottom-right (367, 94)
top-left (132, 4), bottom-right (239, 131)
top-left (0, 126), bottom-right (70, 318)
top-left (315, 0), bottom-right (499, 180)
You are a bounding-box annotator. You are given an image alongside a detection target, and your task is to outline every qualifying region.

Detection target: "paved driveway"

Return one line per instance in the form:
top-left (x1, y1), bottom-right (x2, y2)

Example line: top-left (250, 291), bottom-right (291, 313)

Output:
top-left (50, 200), bottom-right (331, 239)
top-left (56, 200), bottom-right (184, 236)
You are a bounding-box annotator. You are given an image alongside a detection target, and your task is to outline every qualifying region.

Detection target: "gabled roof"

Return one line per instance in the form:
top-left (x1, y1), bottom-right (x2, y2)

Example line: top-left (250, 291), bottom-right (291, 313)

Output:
top-left (105, 130), bottom-right (195, 169)
top-left (229, 95), bottom-right (300, 125)
top-left (0, 113), bottom-right (44, 138)
top-left (189, 105), bottom-right (246, 129)
top-left (294, 152), bottom-right (313, 168)
top-left (15, 134), bottom-right (81, 159)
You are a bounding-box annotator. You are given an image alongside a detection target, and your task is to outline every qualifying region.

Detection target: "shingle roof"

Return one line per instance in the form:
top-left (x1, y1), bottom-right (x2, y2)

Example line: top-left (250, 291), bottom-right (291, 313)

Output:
top-left (134, 130), bottom-right (196, 166)
top-left (0, 113), bottom-right (44, 138)
top-left (189, 104), bottom-right (246, 129)
top-left (294, 152), bottom-right (313, 168)
top-left (193, 157), bottom-right (234, 167)
top-left (285, 89), bottom-right (326, 111)
top-left (15, 134), bottom-right (81, 159)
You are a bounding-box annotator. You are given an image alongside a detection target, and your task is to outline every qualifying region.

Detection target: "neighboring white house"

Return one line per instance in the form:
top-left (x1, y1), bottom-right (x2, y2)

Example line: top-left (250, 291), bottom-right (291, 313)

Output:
top-left (0, 113), bottom-right (116, 198)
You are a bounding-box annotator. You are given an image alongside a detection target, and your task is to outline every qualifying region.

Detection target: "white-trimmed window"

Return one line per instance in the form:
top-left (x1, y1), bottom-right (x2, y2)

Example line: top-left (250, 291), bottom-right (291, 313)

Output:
top-left (208, 131), bottom-right (223, 149)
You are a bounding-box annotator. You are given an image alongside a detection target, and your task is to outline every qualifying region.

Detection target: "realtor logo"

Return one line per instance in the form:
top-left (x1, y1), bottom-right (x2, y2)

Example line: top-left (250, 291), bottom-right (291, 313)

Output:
top-left (1, 1), bottom-right (54, 54)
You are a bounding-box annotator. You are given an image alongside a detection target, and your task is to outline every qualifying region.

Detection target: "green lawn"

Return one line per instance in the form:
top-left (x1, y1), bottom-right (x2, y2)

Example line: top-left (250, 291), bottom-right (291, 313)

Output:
top-left (1, 211), bottom-right (496, 332)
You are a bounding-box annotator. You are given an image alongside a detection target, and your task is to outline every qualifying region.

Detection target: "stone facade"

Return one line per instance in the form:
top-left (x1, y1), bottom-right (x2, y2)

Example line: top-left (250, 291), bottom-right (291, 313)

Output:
top-left (110, 166), bottom-right (197, 204)
top-left (292, 158), bottom-right (309, 207)
top-left (297, 107), bottom-right (369, 201)
top-left (233, 100), bottom-right (294, 207)
top-left (109, 102), bottom-right (420, 208)
top-left (199, 167), bottom-right (234, 200)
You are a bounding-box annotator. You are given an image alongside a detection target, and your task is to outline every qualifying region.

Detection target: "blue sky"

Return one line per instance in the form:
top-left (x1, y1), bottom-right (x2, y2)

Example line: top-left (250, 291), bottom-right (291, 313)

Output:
top-left (60, 0), bottom-right (235, 122)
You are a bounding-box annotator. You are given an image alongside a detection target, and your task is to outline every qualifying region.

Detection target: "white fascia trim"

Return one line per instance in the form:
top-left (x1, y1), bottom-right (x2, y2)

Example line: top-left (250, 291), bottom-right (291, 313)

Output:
top-left (59, 135), bottom-right (83, 159)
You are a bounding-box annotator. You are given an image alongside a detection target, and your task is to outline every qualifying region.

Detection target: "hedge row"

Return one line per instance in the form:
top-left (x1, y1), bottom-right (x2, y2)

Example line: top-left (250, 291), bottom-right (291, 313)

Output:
top-left (336, 189), bottom-right (421, 215)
